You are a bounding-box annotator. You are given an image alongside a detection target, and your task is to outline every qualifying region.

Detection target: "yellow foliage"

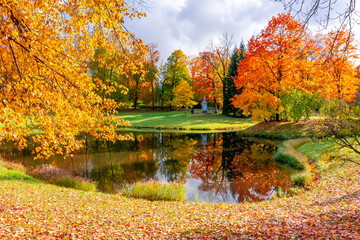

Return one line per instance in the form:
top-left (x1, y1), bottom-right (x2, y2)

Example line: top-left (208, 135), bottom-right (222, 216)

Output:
top-left (0, 0), bottom-right (146, 158)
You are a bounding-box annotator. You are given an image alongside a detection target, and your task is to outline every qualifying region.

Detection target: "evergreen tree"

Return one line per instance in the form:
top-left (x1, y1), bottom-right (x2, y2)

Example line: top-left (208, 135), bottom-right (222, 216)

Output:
top-left (222, 42), bottom-right (246, 116)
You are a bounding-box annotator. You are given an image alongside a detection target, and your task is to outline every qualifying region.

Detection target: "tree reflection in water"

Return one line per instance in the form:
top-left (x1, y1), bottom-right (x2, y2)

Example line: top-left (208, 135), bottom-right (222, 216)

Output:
top-left (0, 132), bottom-right (291, 203)
top-left (189, 133), bottom-right (290, 203)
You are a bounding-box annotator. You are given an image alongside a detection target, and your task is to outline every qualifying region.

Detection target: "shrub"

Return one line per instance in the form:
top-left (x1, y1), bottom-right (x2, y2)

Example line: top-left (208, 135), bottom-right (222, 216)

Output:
top-left (281, 90), bottom-right (323, 121)
top-left (287, 187), bottom-right (303, 196)
top-left (0, 160), bottom-right (26, 173)
top-left (122, 180), bottom-right (186, 201)
top-left (273, 147), bottom-right (305, 170)
top-left (29, 164), bottom-right (71, 181)
top-left (291, 173), bottom-right (312, 187)
top-left (55, 176), bottom-right (97, 192)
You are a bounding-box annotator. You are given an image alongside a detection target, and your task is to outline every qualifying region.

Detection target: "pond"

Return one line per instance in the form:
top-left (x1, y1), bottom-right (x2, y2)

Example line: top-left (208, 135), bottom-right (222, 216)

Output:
top-left (0, 132), bottom-right (292, 204)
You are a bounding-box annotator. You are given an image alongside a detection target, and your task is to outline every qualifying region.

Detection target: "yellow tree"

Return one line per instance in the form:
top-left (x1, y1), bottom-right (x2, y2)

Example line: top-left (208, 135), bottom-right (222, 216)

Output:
top-left (171, 81), bottom-right (197, 110)
top-left (0, 0), bottom-right (147, 158)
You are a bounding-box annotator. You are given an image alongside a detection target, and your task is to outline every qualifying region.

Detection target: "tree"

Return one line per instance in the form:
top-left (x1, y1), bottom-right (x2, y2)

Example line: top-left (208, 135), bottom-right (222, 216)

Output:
top-left (142, 44), bottom-right (160, 110)
top-left (161, 50), bottom-right (190, 109)
top-left (0, 0), bottom-right (146, 158)
top-left (222, 42), bottom-right (246, 117)
top-left (89, 47), bottom-right (128, 105)
top-left (171, 81), bottom-right (197, 110)
top-left (318, 29), bottom-right (359, 103)
top-left (232, 13), bottom-right (318, 121)
top-left (315, 100), bottom-right (360, 166)
top-left (190, 51), bottom-right (222, 112)
top-left (274, 0), bottom-right (357, 29)
top-left (208, 33), bottom-right (234, 110)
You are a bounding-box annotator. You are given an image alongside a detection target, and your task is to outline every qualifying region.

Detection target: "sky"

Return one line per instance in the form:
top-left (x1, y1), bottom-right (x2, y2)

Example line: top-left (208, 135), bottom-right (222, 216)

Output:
top-left (125, 0), bottom-right (360, 62)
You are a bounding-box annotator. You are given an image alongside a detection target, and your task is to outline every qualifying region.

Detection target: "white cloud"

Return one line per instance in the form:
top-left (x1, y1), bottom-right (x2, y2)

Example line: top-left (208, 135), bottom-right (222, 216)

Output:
top-left (124, 0), bottom-right (360, 63)
top-left (125, 0), bottom-right (284, 60)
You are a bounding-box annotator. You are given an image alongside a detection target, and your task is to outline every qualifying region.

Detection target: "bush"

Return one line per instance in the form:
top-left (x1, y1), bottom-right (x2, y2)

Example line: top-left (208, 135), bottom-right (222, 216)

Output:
top-left (281, 90), bottom-right (323, 121)
top-left (29, 164), bottom-right (71, 181)
top-left (273, 147), bottom-right (305, 170)
top-left (55, 177), bottom-right (97, 192)
top-left (0, 160), bottom-right (26, 173)
top-left (287, 187), bottom-right (303, 196)
top-left (291, 172), bottom-right (312, 188)
top-left (122, 180), bottom-right (186, 201)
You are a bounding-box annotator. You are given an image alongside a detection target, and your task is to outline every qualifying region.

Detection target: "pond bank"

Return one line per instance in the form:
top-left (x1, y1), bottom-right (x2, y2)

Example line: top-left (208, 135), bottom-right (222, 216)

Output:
top-left (117, 111), bottom-right (315, 139)
top-left (0, 140), bottom-right (359, 239)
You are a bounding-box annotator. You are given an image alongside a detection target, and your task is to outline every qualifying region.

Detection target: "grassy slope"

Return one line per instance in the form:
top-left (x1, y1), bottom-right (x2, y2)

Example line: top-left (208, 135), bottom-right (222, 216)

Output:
top-left (0, 144), bottom-right (359, 239)
top-left (242, 121), bottom-right (314, 139)
top-left (117, 111), bottom-right (257, 132)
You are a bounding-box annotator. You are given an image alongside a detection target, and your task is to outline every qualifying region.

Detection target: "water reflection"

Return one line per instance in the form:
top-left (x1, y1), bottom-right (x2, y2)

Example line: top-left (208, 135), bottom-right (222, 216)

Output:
top-left (0, 132), bottom-right (291, 203)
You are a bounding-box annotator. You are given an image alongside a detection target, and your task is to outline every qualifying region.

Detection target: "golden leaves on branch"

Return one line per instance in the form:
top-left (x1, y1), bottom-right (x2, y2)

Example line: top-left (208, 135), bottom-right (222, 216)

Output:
top-left (0, 0), bottom-right (147, 158)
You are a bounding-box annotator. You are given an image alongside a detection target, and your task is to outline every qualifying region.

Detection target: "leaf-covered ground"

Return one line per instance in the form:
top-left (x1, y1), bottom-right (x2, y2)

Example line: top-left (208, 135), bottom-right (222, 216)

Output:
top-left (0, 161), bottom-right (359, 239)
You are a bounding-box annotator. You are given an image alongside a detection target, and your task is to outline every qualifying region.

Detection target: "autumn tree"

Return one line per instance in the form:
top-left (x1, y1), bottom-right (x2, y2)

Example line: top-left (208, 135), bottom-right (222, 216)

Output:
top-left (208, 33), bottom-right (234, 110)
top-left (142, 44), bottom-right (160, 110)
top-left (318, 29), bottom-right (359, 102)
top-left (233, 13), bottom-right (318, 121)
top-left (222, 42), bottom-right (246, 117)
top-left (161, 49), bottom-right (190, 109)
top-left (171, 80), bottom-right (197, 110)
top-left (89, 47), bottom-right (128, 105)
top-left (190, 51), bottom-right (222, 112)
top-left (275, 0), bottom-right (357, 29)
top-left (0, 0), bottom-right (146, 158)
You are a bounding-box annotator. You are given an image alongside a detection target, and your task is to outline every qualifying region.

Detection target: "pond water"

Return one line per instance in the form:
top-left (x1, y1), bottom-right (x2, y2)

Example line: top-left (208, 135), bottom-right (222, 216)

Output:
top-left (0, 132), bottom-right (292, 204)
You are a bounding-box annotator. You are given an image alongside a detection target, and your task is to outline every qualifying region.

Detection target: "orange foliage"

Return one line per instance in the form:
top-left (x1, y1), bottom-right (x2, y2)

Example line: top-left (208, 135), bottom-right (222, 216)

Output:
top-left (190, 51), bottom-right (223, 106)
top-left (233, 13), bottom-right (318, 121)
top-left (233, 13), bottom-right (360, 121)
top-left (318, 29), bottom-right (359, 102)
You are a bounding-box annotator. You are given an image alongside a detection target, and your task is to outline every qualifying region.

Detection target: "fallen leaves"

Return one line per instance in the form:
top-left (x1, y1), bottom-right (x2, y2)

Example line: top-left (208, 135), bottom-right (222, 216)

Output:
top-left (0, 162), bottom-right (359, 239)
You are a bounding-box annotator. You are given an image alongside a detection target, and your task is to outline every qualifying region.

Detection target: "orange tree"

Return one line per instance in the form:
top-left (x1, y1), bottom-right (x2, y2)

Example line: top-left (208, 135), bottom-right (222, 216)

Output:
top-left (318, 29), bottom-right (359, 102)
top-left (190, 51), bottom-right (222, 111)
top-left (232, 13), bottom-right (318, 121)
top-left (0, 0), bottom-right (147, 158)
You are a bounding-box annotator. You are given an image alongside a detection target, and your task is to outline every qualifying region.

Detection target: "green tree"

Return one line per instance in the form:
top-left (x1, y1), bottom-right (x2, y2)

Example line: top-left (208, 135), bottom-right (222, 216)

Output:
top-left (222, 42), bottom-right (246, 117)
top-left (172, 81), bottom-right (197, 110)
top-left (162, 50), bottom-right (191, 109)
top-left (281, 90), bottom-right (323, 121)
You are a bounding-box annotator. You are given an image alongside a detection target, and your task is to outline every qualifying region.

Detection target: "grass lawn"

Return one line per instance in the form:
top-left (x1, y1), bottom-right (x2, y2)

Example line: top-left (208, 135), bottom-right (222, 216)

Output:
top-left (117, 110), bottom-right (257, 132)
top-left (0, 140), bottom-right (359, 239)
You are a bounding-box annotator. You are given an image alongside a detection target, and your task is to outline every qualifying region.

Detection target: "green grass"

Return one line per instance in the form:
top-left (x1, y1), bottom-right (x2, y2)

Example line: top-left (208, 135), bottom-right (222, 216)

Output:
top-left (273, 139), bottom-right (313, 188)
top-left (0, 165), bottom-right (40, 183)
top-left (117, 111), bottom-right (257, 132)
top-left (298, 140), bottom-right (334, 161)
top-left (121, 180), bottom-right (186, 201)
top-left (55, 176), bottom-right (97, 192)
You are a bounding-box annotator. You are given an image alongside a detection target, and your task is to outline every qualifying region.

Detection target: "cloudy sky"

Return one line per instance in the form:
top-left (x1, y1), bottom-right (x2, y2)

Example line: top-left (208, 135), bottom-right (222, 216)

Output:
top-left (125, 0), bottom-right (360, 61)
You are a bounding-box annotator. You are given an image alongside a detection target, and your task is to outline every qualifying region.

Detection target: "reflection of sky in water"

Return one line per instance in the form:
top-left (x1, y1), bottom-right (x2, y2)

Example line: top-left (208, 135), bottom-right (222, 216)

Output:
top-left (0, 132), bottom-right (290, 204)
top-left (186, 178), bottom-right (240, 204)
